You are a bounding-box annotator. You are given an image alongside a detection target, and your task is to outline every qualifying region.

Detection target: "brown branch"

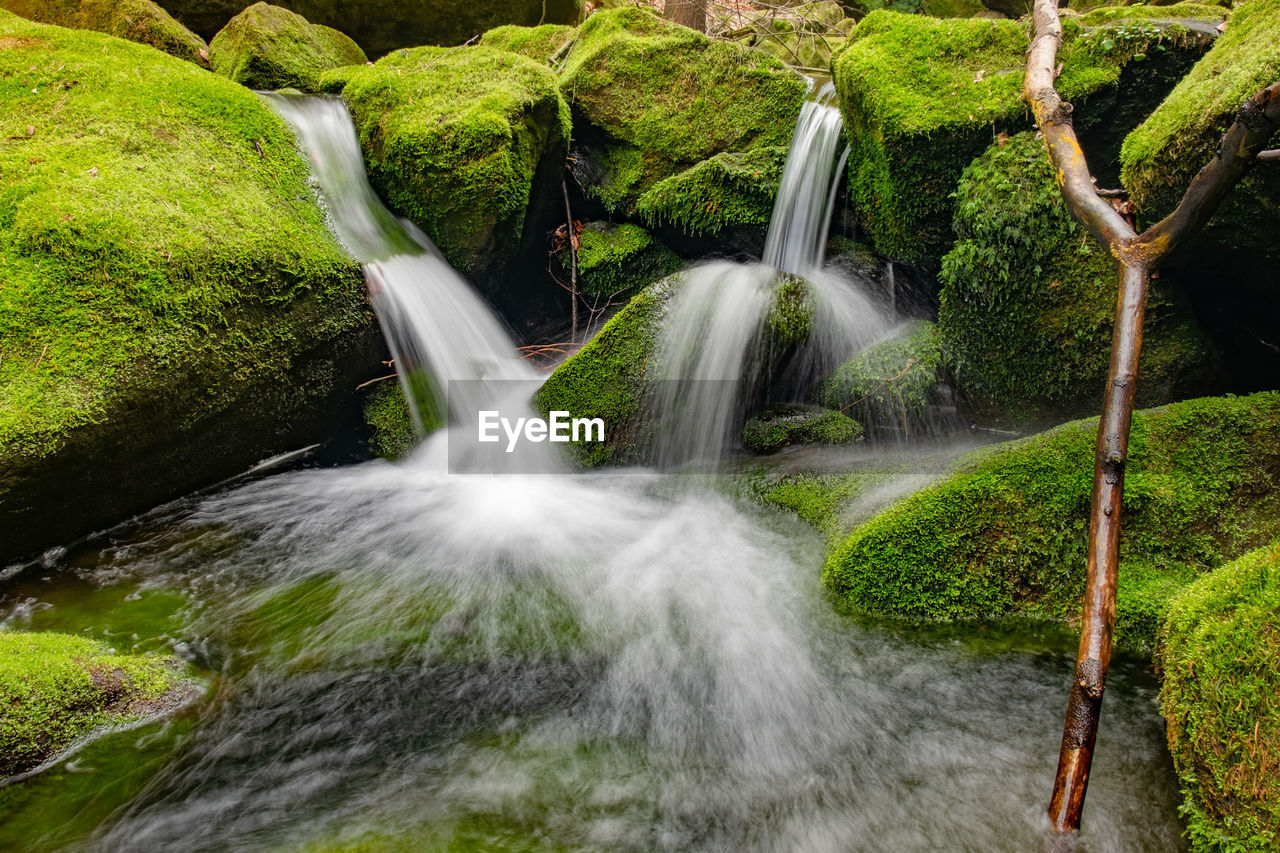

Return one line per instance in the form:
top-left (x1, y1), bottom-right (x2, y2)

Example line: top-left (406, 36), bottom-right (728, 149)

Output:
top-left (1260, 148), bottom-right (1280, 161)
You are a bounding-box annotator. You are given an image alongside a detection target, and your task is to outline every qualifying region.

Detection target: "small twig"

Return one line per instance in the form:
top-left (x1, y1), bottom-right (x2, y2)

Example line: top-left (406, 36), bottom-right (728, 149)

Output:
top-left (838, 358), bottom-right (917, 414)
top-left (355, 373), bottom-right (398, 390)
top-left (32, 344), bottom-right (49, 371)
top-left (561, 176), bottom-right (580, 342)
top-left (1259, 149), bottom-right (1280, 161)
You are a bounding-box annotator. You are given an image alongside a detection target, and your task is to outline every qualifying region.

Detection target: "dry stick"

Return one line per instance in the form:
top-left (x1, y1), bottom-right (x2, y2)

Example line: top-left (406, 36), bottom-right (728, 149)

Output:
top-left (355, 373), bottom-right (398, 390)
top-left (561, 176), bottom-right (580, 343)
top-left (1025, 0), bottom-right (1280, 839)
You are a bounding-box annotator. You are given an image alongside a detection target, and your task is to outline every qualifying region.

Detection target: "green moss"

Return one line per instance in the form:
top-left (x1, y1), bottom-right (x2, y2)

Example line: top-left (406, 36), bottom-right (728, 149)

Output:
top-left (920, 0), bottom-right (987, 18)
top-left (756, 470), bottom-right (899, 537)
top-left (209, 2), bottom-right (366, 93)
top-left (635, 146), bottom-right (789, 236)
top-left (0, 0), bottom-right (208, 64)
top-left (763, 272), bottom-right (814, 350)
top-left (1159, 541), bottom-right (1280, 851)
top-left (362, 381), bottom-right (416, 460)
top-left (824, 393), bottom-right (1280, 647)
top-left (818, 321), bottom-right (941, 435)
top-left (326, 45), bottom-right (570, 288)
top-left (938, 131), bottom-right (1213, 427)
top-left (0, 631), bottom-right (181, 777)
top-left (479, 23), bottom-right (575, 64)
top-left (0, 14), bottom-right (367, 471)
top-left (559, 7), bottom-right (805, 216)
top-left (1121, 0), bottom-right (1280, 259)
top-left (555, 221), bottom-right (683, 299)
top-left (1078, 4), bottom-right (1228, 26)
top-left (534, 278), bottom-right (671, 467)
top-left (833, 9), bottom-right (1214, 264)
top-left (742, 405), bottom-right (862, 454)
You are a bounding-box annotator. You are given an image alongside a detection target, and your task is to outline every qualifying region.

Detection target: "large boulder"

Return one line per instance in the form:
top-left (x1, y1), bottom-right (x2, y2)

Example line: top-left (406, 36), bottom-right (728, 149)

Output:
top-left (832, 7), bottom-right (1219, 266)
top-left (478, 22), bottom-right (576, 64)
top-left (323, 46), bottom-right (570, 301)
top-left (0, 13), bottom-right (380, 561)
top-left (560, 8), bottom-right (806, 236)
top-left (154, 0), bottom-right (582, 58)
top-left (821, 392), bottom-right (1280, 647)
top-left (1, 0), bottom-right (208, 64)
top-left (554, 221), bottom-right (683, 300)
top-left (209, 2), bottom-right (366, 92)
top-left (1159, 541), bottom-right (1280, 851)
top-left (938, 131), bottom-right (1217, 428)
top-left (0, 631), bottom-right (195, 778)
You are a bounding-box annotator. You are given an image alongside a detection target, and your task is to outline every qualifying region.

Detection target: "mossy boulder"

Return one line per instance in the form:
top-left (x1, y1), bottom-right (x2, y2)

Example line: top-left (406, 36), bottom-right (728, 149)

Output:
top-left (832, 8), bottom-right (1216, 265)
top-left (324, 46), bottom-right (570, 298)
top-left (634, 146), bottom-right (790, 238)
top-left (1, 0), bottom-right (207, 64)
top-left (938, 131), bottom-right (1216, 428)
top-left (742, 405), bottom-right (862, 454)
top-left (1122, 0), bottom-right (1280, 261)
top-left (209, 2), bottom-right (365, 92)
top-left (154, 0), bottom-right (583, 58)
top-left (362, 381), bottom-right (416, 461)
top-left (0, 13), bottom-right (380, 560)
top-left (0, 631), bottom-right (194, 778)
top-left (479, 22), bottom-right (576, 64)
top-left (555, 221), bottom-right (683, 299)
top-left (823, 393), bottom-right (1280, 647)
top-left (560, 7), bottom-right (806, 225)
top-left (1159, 541), bottom-right (1280, 851)
top-left (818, 321), bottom-right (944, 438)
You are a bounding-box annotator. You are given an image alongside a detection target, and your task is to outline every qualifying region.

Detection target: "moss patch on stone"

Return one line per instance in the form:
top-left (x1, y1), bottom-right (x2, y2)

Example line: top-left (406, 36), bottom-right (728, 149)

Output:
top-left (833, 9), bottom-right (1215, 264)
top-left (635, 146), bottom-right (789, 237)
top-left (0, 12), bottom-right (375, 557)
top-left (823, 393), bottom-right (1280, 648)
top-left (326, 45), bottom-right (570, 290)
top-left (938, 131), bottom-right (1214, 428)
top-left (1, 0), bottom-right (208, 64)
top-left (362, 382), bottom-right (416, 461)
top-left (818, 321), bottom-right (942, 437)
top-left (1121, 0), bottom-right (1280, 260)
top-left (556, 221), bottom-right (683, 299)
top-left (1159, 541), bottom-right (1280, 851)
top-left (209, 2), bottom-right (366, 93)
top-left (479, 22), bottom-right (576, 64)
top-left (0, 631), bottom-right (184, 778)
top-left (742, 405), bottom-right (862, 454)
top-left (560, 7), bottom-right (805, 217)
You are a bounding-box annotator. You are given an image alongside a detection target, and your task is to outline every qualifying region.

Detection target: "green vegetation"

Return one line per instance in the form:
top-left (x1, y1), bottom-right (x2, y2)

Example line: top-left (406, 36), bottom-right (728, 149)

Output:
top-left (1121, 0), bottom-right (1280, 259)
top-left (559, 7), bottom-right (805, 217)
top-left (556, 222), bottom-right (683, 299)
top-left (0, 0), bottom-right (208, 64)
top-left (209, 2), bottom-right (366, 93)
top-left (1159, 541), bottom-right (1280, 851)
top-left (742, 405), bottom-right (862, 454)
top-left (479, 23), bottom-right (576, 64)
top-left (534, 278), bottom-right (672, 467)
top-left (0, 631), bottom-right (183, 777)
top-left (362, 382), bottom-right (416, 461)
top-left (818, 321), bottom-right (941, 436)
top-left (1078, 4), bottom-right (1227, 25)
top-left (0, 12), bottom-right (372, 553)
top-left (635, 146), bottom-right (789, 236)
top-left (833, 9), bottom-right (1214, 264)
top-left (326, 45), bottom-right (570, 288)
top-left (730, 1), bottom-right (854, 69)
top-left (823, 393), bottom-right (1280, 648)
top-left (938, 132), bottom-right (1213, 427)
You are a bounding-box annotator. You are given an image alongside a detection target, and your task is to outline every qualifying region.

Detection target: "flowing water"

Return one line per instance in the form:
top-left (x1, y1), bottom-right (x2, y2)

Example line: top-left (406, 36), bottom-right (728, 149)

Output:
top-left (0, 95), bottom-right (1187, 852)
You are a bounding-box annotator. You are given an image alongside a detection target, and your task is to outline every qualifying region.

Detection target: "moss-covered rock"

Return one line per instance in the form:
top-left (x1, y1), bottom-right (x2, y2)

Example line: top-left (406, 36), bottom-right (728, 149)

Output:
top-left (0, 631), bottom-right (193, 778)
top-left (1, 0), bottom-right (207, 64)
top-left (1121, 0), bottom-right (1280, 261)
top-left (823, 393), bottom-right (1280, 647)
top-left (818, 321), bottom-right (943, 438)
top-left (560, 7), bottom-right (805, 222)
top-left (556, 221), bottom-right (683, 299)
top-left (479, 22), bottom-right (576, 64)
top-left (154, 0), bottom-right (583, 57)
top-left (938, 131), bottom-right (1215, 428)
top-left (324, 45), bottom-right (570, 296)
top-left (209, 2), bottom-right (365, 92)
top-left (0, 12), bottom-right (380, 560)
top-left (534, 278), bottom-right (672, 467)
top-left (1158, 541), bottom-right (1280, 851)
top-left (742, 405), bottom-right (862, 454)
top-left (832, 9), bottom-right (1216, 265)
top-left (362, 381), bottom-right (416, 461)
top-left (634, 146), bottom-right (789, 237)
